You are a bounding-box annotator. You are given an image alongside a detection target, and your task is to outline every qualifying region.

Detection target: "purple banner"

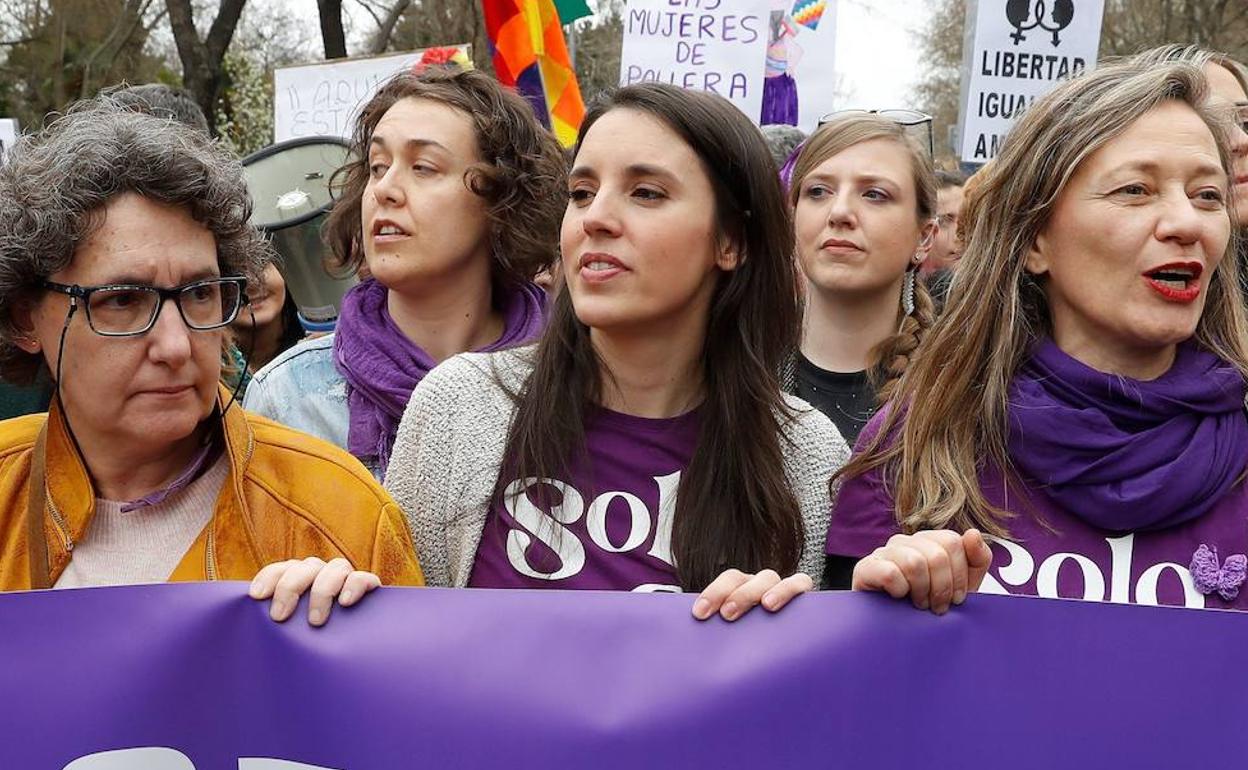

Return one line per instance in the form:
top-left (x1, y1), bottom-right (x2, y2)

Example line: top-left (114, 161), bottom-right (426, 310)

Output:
top-left (0, 584), bottom-right (1243, 768)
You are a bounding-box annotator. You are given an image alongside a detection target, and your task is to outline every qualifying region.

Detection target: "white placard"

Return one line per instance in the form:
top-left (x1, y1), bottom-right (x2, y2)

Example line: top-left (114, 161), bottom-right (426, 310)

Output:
top-left (0, 119), bottom-right (18, 161)
top-left (274, 47), bottom-right (468, 142)
top-left (959, 0), bottom-right (1105, 163)
top-left (620, 0), bottom-right (772, 122)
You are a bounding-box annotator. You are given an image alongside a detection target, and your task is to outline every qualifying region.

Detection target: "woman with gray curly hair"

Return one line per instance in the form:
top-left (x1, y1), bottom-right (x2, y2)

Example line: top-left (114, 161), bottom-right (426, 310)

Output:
top-left (0, 98), bottom-right (423, 623)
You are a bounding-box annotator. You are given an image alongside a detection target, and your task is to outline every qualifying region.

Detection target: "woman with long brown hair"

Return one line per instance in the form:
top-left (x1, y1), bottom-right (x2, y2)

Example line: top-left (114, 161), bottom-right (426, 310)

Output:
top-left (383, 83), bottom-right (847, 617)
top-left (827, 50), bottom-right (1248, 613)
top-left (785, 114), bottom-right (938, 449)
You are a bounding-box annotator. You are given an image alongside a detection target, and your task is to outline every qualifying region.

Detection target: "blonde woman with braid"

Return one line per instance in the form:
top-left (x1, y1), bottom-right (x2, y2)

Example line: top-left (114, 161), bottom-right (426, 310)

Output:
top-left (828, 51), bottom-right (1248, 614)
top-left (786, 114), bottom-right (937, 451)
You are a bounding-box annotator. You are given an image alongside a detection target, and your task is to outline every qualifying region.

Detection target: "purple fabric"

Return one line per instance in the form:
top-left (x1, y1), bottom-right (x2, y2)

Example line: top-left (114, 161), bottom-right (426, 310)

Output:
top-left (1007, 339), bottom-right (1248, 531)
top-left (333, 278), bottom-right (546, 471)
top-left (2, 583), bottom-right (1247, 767)
top-left (778, 138), bottom-right (805, 192)
top-left (470, 407), bottom-right (700, 591)
top-left (761, 72), bottom-right (799, 126)
top-left (827, 342), bottom-right (1248, 610)
top-left (118, 435), bottom-right (220, 513)
top-left (1190, 544), bottom-right (1247, 600)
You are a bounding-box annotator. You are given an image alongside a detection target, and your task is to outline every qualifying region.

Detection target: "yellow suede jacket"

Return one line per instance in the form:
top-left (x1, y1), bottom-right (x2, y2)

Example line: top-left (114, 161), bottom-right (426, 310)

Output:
top-left (0, 389), bottom-right (424, 589)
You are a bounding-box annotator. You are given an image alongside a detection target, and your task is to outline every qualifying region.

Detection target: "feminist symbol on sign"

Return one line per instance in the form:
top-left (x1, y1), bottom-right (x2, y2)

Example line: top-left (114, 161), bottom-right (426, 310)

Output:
top-left (1006, 0), bottom-right (1075, 47)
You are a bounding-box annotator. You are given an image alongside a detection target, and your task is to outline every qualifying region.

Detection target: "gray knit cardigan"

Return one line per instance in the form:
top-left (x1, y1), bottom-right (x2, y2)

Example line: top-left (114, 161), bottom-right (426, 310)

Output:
top-left (384, 346), bottom-right (851, 589)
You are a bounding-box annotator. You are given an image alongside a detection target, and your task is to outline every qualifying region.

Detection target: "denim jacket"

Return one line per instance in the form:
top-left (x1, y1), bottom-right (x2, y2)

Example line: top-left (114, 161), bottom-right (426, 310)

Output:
top-left (243, 333), bottom-right (382, 479)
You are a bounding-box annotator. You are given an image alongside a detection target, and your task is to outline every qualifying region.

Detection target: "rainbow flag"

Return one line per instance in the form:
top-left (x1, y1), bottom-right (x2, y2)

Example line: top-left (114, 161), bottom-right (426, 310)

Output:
top-left (482, 0), bottom-right (586, 147)
top-left (791, 0), bottom-right (827, 30)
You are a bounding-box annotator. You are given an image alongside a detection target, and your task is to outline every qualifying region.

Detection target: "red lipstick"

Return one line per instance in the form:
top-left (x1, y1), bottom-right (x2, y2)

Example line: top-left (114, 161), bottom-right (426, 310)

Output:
top-left (1142, 261), bottom-right (1203, 304)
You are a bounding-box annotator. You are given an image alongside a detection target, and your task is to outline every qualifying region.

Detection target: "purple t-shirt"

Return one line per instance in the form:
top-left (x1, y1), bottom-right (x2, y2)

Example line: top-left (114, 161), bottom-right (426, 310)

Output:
top-left (827, 414), bottom-right (1248, 610)
top-left (469, 407), bottom-right (700, 592)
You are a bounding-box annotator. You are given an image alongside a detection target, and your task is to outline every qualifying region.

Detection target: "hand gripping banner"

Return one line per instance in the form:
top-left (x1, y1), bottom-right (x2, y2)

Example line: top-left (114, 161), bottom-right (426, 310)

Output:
top-left (0, 584), bottom-right (1242, 768)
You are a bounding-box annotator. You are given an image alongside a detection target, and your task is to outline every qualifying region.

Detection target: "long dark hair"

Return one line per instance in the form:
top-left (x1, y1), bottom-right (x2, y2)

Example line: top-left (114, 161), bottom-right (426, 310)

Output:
top-left (499, 83), bottom-right (804, 590)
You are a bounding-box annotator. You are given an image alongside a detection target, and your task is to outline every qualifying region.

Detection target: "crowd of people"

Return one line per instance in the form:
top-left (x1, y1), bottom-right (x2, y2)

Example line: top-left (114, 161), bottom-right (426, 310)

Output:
top-left (0, 42), bottom-right (1246, 625)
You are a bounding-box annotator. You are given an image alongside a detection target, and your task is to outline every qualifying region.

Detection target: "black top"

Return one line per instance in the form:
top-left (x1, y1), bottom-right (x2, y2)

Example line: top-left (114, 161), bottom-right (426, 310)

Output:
top-left (794, 354), bottom-right (877, 447)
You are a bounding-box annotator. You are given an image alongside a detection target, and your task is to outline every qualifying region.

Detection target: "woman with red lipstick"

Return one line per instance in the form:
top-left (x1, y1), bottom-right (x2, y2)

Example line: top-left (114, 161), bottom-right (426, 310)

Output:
top-left (785, 114), bottom-right (938, 450)
top-left (824, 51), bottom-right (1248, 613)
top-left (382, 83), bottom-right (848, 619)
top-left (244, 66), bottom-right (564, 479)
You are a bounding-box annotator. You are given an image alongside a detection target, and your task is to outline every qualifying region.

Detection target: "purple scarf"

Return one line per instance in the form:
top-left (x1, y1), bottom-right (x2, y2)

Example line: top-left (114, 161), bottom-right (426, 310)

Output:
top-left (333, 278), bottom-right (546, 472)
top-left (1007, 338), bottom-right (1248, 532)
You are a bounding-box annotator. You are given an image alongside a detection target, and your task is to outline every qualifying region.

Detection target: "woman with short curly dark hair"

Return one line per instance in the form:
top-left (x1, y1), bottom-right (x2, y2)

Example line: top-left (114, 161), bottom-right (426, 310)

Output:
top-left (0, 98), bottom-right (423, 615)
top-left (244, 66), bottom-right (566, 478)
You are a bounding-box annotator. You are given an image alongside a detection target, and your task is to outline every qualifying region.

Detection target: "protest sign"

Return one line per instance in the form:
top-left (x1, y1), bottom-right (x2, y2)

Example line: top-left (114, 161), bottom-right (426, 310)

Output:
top-left (1, 584), bottom-right (1241, 768)
top-left (274, 46), bottom-right (470, 142)
top-left (761, 0), bottom-right (838, 132)
top-left (0, 118), bottom-right (18, 161)
top-left (957, 0), bottom-right (1105, 163)
top-left (620, 0), bottom-right (771, 121)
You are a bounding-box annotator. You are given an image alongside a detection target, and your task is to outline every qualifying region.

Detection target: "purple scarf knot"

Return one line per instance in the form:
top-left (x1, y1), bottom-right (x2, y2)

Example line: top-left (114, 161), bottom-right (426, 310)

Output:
top-left (1007, 339), bottom-right (1248, 532)
top-left (333, 278), bottom-right (546, 473)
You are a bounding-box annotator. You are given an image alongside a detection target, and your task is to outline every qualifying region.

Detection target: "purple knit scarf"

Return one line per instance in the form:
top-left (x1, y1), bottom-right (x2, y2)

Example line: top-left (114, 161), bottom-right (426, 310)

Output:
top-left (333, 278), bottom-right (546, 473)
top-left (1007, 338), bottom-right (1248, 532)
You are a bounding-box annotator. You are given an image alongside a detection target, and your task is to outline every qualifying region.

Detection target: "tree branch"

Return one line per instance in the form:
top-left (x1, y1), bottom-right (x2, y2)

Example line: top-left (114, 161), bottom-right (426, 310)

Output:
top-left (318, 0), bottom-right (348, 59)
top-left (369, 0), bottom-right (412, 54)
top-left (205, 0), bottom-right (247, 63)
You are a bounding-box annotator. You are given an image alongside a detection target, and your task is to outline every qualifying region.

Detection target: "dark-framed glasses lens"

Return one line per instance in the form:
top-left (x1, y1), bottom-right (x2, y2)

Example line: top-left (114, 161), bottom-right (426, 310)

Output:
top-left (180, 279), bottom-right (242, 329)
top-left (86, 287), bottom-right (160, 335)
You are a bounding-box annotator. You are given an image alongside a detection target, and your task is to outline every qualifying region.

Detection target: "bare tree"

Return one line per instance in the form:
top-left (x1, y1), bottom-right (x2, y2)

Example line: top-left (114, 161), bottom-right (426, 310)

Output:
top-left (354, 0), bottom-right (412, 55)
top-left (0, 0), bottom-right (167, 128)
top-left (910, 0), bottom-right (964, 164)
top-left (165, 0), bottom-right (246, 135)
top-left (79, 0), bottom-right (165, 97)
top-left (317, 0), bottom-right (347, 59)
top-left (386, 0), bottom-right (488, 69)
top-left (1099, 0), bottom-right (1248, 58)
top-left (571, 9), bottom-right (620, 104)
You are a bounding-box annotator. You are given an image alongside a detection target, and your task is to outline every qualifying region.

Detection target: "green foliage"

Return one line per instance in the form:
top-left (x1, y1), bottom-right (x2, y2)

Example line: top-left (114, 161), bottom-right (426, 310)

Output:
top-left (571, 0), bottom-right (623, 104)
top-left (0, 0), bottom-right (165, 130)
top-left (214, 48), bottom-right (273, 158)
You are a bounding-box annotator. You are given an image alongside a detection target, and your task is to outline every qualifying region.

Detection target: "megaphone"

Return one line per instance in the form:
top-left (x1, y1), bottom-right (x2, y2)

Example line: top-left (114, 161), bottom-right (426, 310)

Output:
top-left (242, 136), bottom-right (356, 332)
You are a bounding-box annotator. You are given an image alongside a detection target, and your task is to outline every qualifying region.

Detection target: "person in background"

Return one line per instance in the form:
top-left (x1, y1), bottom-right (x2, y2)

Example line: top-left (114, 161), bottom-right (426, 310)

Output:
top-left (0, 376), bottom-right (51, 421)
top-left (829, 51), bottom-right (1248, 613)
top-left (0, 98), bottom-right (422, 624)
top-left (244, 66), bottom-right (564, 479)
top-left (111, 83), bottom-right (210, 135)
top-left (784, 113), bottom-right (938, 448)
top-left (224, 261), bottom-right (304, 395)
top-left (761, 123), bottom-right (807, 171)
top-left (921, 169), bottom-right (967, 309)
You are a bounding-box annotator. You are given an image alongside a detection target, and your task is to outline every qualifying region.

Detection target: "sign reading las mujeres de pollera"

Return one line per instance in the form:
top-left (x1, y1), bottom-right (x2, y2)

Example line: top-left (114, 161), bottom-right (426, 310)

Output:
top-left (959, 0), bottom-right (1105, 163)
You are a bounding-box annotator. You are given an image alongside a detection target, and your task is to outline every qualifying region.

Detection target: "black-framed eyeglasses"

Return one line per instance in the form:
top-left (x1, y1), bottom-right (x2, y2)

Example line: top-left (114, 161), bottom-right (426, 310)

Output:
top-left (818, 108), bottom-right (936, 158)
top-left (41, 276), bottom-right (248, 337)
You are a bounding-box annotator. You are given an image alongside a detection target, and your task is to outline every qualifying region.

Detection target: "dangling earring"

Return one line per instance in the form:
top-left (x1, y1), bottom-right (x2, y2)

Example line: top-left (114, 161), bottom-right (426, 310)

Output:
top-left (902, 270), bottom-right (916, 316)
